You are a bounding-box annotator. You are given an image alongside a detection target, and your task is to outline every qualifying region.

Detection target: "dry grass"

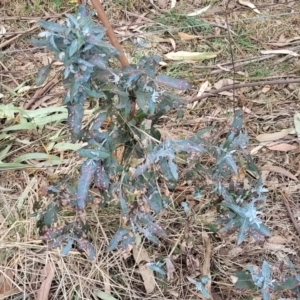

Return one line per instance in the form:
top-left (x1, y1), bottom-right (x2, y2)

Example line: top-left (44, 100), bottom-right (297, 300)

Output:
top-left (1, 0), bottom-right (300, 299)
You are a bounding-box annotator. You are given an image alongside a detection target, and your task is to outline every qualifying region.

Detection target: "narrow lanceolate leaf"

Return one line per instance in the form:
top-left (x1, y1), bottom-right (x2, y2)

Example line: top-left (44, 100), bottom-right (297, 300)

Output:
top-left (77, 238), bottom-right (96, 261)
top-left (91, 113), bottom-right (107, 130)
top-left (38, 20), bottom-right (66, 34)
top-left (155, 74), bottom-right (191, 91)
top-left (68, 103), bottom-right (84, 140)
top-left (43, 202), bottom-right (58, 227)
top-left (69, 39), bottom-right (78, 57)
top-left (60, 239), bottom-right (74, 256)
top-left (108, 228), bottom-right (129, 251)
top-left (94, 167), bottom-right (110, 191)
top-left (93, 290), bottom-right (117, 300)
top-left (86, 35), bottom-right (115, 50)
top-left (148, 191), bottom-right (163, 213)
top-left (76, 159), bottom-right (98, 209)
top-left (77, 148), bottom-right (110, 160)
top-left (36, 64), bottom-right (52, 86)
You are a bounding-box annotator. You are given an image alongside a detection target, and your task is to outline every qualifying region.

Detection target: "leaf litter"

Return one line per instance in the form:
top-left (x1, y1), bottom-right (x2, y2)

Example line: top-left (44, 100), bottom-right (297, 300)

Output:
top-left (1, 0), bottom-right (300, 299)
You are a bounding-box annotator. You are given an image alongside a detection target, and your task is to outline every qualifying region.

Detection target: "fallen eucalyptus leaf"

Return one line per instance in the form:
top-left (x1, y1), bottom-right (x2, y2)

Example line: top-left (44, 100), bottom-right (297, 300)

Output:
top-left (256, 128), bottom-right (294, 142)
top-left (238, 0), bottom-right (261, 14)
top-left (165, 51), bottom-right (217, 61)
top-left (187, 5), bottom-right (210, 17)
top-left (261, 49), bottom-right (299, 57)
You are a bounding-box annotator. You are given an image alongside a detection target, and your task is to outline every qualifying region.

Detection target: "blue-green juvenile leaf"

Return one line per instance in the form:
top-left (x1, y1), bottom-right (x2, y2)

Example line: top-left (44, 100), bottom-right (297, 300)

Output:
top-left (148, 191), bottom-right (163, 213)
top-left (67, 102), bottom-right (84, 139)
top-left (36, 64), bottom-right (52, 86)
top-left (147, 262), bottom-right (166, 275)
top-left (76, 159), bottom-right (98, 209)
top-left (69, 39), bottom-right (79, 57)
top-left (188, 276), bottom-right (211, 299)
top-left (94, 166), bottom-right (110, 191)
top-left (66, 13), bottom-right (79, 28)
top-left (135, 89), bottom-right (152, 114)
top-left (155, 74), bottom-right (191, 91)
top-left (61, 238), bottom-right (74, 256)
top-left (108, 228), bottom-right (129, 251)
top-left (247, 261), bottom-right (273, 300)
top-left (38, 20), bottom-right (66, 33)
top-left (86, 35), bottom-right (116, 51)
top-left (91, 113), bottom-right (107, 130)
top-left (135, 222), bottom-right (160, 244)
top-left (234, 270), bottom-right (256, 289)
top-left (78, 148), bottom-right (110, 160)
top-left (43, 202), bottom-right (58, 227)
top-left (77, 238), bottom-right (96, 261)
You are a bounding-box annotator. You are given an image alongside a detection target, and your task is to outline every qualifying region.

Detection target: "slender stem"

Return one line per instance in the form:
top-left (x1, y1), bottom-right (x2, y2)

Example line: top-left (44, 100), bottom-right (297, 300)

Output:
top-left (90, 0), bottom-right (129, 67)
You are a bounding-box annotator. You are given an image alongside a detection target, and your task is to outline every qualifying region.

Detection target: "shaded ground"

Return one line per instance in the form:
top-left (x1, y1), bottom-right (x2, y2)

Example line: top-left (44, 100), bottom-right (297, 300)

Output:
top-left (1, 0), bottom-right (300, 299)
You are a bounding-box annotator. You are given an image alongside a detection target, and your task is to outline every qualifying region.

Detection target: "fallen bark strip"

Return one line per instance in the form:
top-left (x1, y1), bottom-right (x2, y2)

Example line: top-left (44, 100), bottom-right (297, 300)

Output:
top-left (188, 77), bottom-right (300, 103)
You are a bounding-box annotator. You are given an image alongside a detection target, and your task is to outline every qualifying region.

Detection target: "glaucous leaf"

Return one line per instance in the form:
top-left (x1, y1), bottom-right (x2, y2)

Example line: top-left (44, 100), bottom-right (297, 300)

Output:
top-left (43, 202), bottom-right (58, 227)
top-left (76, 159), bottom-right (98, 209)
top-left (77, 238), bottom-right (96, 261)
top-left (38, 20), bottom-right (66, 34)
top-left (108, 228), bottom-right (129, 251)
top-left (94, 167), bottom-right (110, 191)
top-left (148, 191), bottom-right (163, 213)
top-left (187, 276), bottom-right (211, 299)
top-left (78, 148), bottom-right (110, 160)
top-left (68, 103), bottom-right (84, 139)
top-left (36, 64), bottom-right (52, 86)
top-left (61, 238), bottom-right (74, 256)
top-left (155, 74), bottom-right (191, 91)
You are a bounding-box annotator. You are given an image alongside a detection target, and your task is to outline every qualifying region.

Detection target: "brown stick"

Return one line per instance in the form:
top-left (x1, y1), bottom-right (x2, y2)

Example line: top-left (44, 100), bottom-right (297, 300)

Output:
top-left (188, 77), bottom-right (300, 103)
top-left (280, 190), bottom-right (300, 239)
top-left (90, 0), bottom-right (129, 67)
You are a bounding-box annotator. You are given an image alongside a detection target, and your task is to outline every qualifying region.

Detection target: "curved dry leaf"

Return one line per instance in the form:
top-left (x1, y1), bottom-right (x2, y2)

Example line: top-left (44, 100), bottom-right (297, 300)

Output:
top-left (238, 0), bottom-right (261, 14)
top-left (261, 49), bottom-right (299, 57)
top-left (152, 36), bottom-right (176, 50)
top-left (165, 258), bottom-right (175, 282)
top-left (197, 81), bottom-right (211, 97)
top-left (158, 0), bottom-right (168, 9)
top-left (138, 264), bottom-right (156, 294)
top-left (187, 5), bottom-right (211, 16)
top-left (294, 113), bottom-right (300, 137)
top-left (0, 270), bottom-right (14, 294)
top-left (214, 78), bottom-right (238, 89)
top-left (165, 51), bottom-right (217, 61)
top-left (0, 25), bottom-right (6, 40)
top-left (266, 142), bottom-right (298, 152)
top-left (202, 232), bottom-right (212, 294)
top-left (228, 247), bottom-right (243, 258)
top-left (171, 0), bottom-right (176, 9)
top-left (256, 128), bottom-right (294, 142)
top-left (260, 165), bottom-right (299, 182)
top-left (263, 242), bottom-right (296, 254)
top-left (132, 245), bottom-right (155, 294)
top-left (267, 236), bottom-right (287, 245)
top-left (36, 262), bottom-right (55, 300)
top-left (178, 32), bottom-right (201, 41)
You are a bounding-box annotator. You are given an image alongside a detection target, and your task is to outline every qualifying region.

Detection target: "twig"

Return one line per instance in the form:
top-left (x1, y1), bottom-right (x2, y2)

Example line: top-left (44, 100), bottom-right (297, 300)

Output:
top-left (90, 0), bottom-right (129, 67)
top-left (0, 25), bottom-right (39, 49)
top-left (193, 44), bottom-right (300, 76)
top-left (280, 189), bottom-right (300, 239)
top-left (0, 60), bottom-right (19, 86)
top-left (23, 77), bottom-right (59, 109)
top-left (188, 77), bottom-right (300, 103)
top-left (225, 0), bottom-right (238, 109)
top-left (0, 8), bottom-right (74, 21)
